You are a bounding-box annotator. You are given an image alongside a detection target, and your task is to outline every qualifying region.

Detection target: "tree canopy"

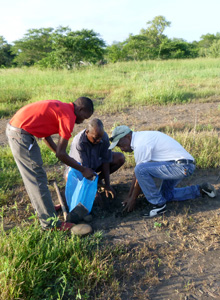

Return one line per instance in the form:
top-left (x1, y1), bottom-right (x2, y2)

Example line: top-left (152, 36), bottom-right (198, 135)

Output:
top-left (0, 36), bottom-right (15, 67)
top-left (38, 27), bottom-right (106, 69)
top-left (1, 16), bottom-right (220, 68)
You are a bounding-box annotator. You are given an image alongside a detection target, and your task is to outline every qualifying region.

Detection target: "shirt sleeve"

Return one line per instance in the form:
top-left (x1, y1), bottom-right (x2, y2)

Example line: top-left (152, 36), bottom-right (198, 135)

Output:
top-left (58, 116), bottom-right (75, 140)
top-left (75, 143), bottom-right (90, 168)
top-left (69, 134), bottom-right (90, 168)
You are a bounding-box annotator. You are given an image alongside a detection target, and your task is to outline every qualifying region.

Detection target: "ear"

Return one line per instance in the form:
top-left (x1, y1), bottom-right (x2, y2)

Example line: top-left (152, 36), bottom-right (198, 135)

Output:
top-left (85, 129), bottom-right (89, 134)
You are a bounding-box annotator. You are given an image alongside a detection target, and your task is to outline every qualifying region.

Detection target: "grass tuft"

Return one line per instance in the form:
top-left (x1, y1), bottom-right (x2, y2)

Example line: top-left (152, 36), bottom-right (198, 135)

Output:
top-left (0, 219), bottom-right (117, 300)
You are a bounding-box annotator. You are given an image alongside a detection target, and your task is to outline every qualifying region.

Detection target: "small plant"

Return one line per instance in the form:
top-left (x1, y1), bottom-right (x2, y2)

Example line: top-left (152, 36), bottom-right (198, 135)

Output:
top-left (154, 222), bottom-right (162, 228)
top-left (157, 258), bottom-right (162, 267)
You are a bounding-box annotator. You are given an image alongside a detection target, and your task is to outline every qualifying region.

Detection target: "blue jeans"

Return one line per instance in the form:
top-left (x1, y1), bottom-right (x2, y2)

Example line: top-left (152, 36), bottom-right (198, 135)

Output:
top-left (135, 161), bottom-right (201, 206)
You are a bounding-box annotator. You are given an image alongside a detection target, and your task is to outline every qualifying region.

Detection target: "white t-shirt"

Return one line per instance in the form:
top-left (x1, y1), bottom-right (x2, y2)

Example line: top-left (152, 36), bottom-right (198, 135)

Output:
top-left (131, 131), bottom-right (194, 165)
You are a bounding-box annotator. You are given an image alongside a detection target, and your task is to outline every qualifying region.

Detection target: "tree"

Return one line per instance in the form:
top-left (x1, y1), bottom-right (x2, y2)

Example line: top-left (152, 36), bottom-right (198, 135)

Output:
top-left (11, 28), bottom-right (54, 66)
top-left (207, 40), bottom-right (220, 58)
top-left (140, 15), bottom-right (171, 58)
top-left (117, 16), bottom-right (171, 61)
top-left (106, 42), bottom-right (127, 63)
top-left (160, 38), bottom-right (199, 59)
top-left (198, 33), bottom-right (220, 57)
top-left (39, 27), bottom-right (106, 69)
top-left (123, 34), bottom-right (152, 60)
top-left (0, 36), bottom-right (14, 67)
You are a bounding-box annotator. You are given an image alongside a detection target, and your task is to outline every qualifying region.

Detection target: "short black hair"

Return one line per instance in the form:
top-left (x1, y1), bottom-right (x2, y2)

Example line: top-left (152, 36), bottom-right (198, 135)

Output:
top-left (88, 118), bottom-right (104, 131)
top-left (75, 97), bottom-right (94, 113)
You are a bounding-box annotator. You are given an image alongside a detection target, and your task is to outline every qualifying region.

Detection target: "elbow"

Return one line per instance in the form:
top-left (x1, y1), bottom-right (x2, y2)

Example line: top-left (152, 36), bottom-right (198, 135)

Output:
top-left (56, 150), bottom-right (67, 162)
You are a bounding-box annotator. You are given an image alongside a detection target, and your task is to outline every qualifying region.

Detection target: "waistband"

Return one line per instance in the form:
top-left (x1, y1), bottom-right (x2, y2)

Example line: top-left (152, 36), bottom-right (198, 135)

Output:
top-left (170, 159), bottom-right (195, 165)
top-left (7, 123), bottom-right (32, 135)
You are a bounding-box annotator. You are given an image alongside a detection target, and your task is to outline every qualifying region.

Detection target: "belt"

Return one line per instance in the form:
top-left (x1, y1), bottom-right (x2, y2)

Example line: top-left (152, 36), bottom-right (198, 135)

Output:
top-left (7, 123), bottom-right (32, 135)
top-left (173, 159), bottom-right (195, 165)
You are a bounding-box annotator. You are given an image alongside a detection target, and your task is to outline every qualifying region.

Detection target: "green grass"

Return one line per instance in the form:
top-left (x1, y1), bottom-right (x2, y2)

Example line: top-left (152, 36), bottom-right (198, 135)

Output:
top-left (1, 59), bottom-right (220, 299)
top-left (1, 58), bottom-right (220, 117)
top-left (0, 217), bottom-right (119, 300)
top-left (0, 140), bottom-right (67, 204)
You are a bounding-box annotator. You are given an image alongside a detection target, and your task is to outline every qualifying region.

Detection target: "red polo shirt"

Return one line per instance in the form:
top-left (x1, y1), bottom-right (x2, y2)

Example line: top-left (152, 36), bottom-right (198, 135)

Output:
top-left (10, 100), bottom-right (76, 140)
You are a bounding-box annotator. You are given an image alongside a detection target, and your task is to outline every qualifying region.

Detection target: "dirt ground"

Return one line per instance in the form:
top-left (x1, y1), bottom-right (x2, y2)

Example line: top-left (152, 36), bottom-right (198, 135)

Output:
top-left (2, 100), bottom-right (220, 299)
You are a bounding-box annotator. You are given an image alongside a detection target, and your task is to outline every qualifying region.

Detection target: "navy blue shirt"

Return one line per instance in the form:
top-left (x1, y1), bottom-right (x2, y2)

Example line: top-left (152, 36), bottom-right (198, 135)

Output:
top-left (68, 129), bottom-right (112, 171)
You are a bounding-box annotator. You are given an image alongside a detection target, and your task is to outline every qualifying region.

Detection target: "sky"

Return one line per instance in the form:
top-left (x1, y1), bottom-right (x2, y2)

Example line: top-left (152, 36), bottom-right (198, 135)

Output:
top-left (1, 0), bottom-right (220, 45)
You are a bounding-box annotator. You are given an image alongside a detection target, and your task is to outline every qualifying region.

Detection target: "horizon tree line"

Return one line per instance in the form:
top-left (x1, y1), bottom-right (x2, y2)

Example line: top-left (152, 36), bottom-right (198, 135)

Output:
top-left (1, 16), bottom-right (220, 69)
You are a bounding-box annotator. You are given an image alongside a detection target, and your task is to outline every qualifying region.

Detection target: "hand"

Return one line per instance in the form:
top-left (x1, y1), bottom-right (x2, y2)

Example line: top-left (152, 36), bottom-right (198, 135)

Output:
top-left (82, 167), bottom-right (95, 180)
top-left (122, 197), bottom-right (136, 212)
top-left (104, 185), bottom-right (116, 199)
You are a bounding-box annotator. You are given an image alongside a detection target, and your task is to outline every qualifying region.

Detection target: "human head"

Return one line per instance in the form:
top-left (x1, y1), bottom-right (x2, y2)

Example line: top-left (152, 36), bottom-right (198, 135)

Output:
top-left (86, 118), bottom-right (104, 144)
top-left (109, 125), bottom-right (132, 152)
top-left (74, 97), bottom-right (94, 124)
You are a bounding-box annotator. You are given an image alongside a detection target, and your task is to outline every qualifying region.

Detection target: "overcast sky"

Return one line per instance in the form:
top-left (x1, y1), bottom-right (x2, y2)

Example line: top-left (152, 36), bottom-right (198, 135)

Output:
top-left (1, 0), bottom-right (220, 45)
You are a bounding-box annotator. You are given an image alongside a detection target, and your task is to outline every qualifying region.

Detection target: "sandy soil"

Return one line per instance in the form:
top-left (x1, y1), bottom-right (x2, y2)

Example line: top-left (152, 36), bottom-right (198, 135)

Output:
top-left (1, 100), bottom-right (220, 299)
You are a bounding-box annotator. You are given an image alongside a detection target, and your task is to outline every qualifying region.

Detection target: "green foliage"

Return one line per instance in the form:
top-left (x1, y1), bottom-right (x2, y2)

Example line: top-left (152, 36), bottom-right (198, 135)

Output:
top-left (2, 16), bottom-right (220, 67)
top-left (198, 33), bottom-right (220, 57)
top-left (0, 141), bottom-right (60, 203)
top-left (0, 145), bottom-right (20, 189)
top-left (199, 33), bottom-right (220, 49)
top-left (160, 38), bottom-right (199, 59)
top-left (11, 28), bottom-right (54, 66)
top-left (0, 145), bottom-right (21, 204)
top-left (106, 42), bottom-right (126, 63)
top-left (105, 16), bottom-right (198, 62)
top-left (3, 16), bottom-right (220, 66)
top-left (0, 221), bottom-right (115, 299)
top-left (1, 58), bottom-right (220, 117)
top-left (40, 141), bottom-right (59, 165)
top-left (123, 34), bottom-right (153, 60)
top-left (168, 129), bottom-right (220, 168)
top-left (0, 36), bottom-right (14, 67)
top-left (38, 27), bottom-right (106, 69)
top-left (143, 15), bottom-right (171, 38)
top-left (113, 16), bottom-right (171, 61)
top-left (208, 40), bottom-right (220, 58)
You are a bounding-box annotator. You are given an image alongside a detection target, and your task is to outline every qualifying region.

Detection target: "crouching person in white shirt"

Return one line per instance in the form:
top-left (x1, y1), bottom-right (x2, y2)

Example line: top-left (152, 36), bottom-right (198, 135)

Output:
top-left (109, 125), bottom-right (217, 217)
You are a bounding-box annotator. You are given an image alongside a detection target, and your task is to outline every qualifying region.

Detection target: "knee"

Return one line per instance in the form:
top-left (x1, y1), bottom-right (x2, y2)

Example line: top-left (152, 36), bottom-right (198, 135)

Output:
top-left (134, 164), bottom-right (141, 177)
top-left (118, 153), bottom-right (125, 166)
top-left (113, 152), bottom-right (125, 167)
top-left (135, 163), bottom-right (148, 178)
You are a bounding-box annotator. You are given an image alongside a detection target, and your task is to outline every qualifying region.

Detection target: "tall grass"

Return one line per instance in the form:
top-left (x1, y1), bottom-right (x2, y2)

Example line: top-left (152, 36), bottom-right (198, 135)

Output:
top-left (1, 58), bottom-right (220, 117)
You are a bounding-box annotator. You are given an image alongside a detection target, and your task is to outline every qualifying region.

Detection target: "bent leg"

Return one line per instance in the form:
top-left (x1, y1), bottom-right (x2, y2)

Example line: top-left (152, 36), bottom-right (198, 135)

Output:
top-left (135, 161), bottom-right (199, 205)
top-left (160, 179), bottom-right (200, 202)
top-left (135, 162), bottom-right (167, 206)
top-left (98, 152), bottom-right (125, 181)
top-left (109, 152), bottom-right (125, 174)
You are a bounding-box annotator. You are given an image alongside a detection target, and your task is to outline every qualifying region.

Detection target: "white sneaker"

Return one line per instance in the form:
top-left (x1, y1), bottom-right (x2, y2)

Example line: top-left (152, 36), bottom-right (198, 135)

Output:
top-left (200, 182), bottom-right (217, 198)
top-left (143, 204), bottom-right (167, 218)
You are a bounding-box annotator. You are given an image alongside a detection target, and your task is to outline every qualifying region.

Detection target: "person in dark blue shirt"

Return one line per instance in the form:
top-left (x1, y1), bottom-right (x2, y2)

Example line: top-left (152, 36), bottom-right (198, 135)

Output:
top-left (65, 118), bottom-right (125, 199)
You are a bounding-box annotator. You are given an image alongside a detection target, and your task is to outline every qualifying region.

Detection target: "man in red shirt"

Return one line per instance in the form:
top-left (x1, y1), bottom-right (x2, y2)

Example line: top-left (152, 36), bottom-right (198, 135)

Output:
top-left (6, 97), bottom-right (94, 232)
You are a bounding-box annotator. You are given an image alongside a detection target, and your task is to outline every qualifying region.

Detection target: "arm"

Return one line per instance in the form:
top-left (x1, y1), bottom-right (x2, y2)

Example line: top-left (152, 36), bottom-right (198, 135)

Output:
top-left (44, 136), bottom-right (94, 179)
top-left (123, 174), bottom-right (141, 212)
top-left (99, 133), bottom-right (116, 197)
top-left (43, 136), bottom-right (57, 153)
top-left (101, 162), bottom-right (116, 198)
